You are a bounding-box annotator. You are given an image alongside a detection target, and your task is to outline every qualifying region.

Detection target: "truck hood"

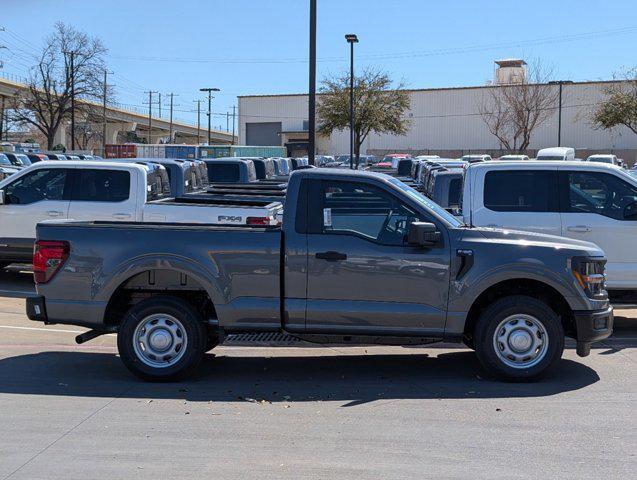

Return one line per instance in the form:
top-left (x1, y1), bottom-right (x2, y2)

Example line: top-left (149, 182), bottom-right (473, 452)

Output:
top-left (466, 226), bottom-right (604, 257)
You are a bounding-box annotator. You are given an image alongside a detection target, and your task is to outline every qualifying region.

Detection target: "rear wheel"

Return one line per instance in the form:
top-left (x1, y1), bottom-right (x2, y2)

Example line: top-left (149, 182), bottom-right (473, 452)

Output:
top-left (117, 296), bottom-right (207, 381)
top-left (473, 295), bottom-right (564, 381)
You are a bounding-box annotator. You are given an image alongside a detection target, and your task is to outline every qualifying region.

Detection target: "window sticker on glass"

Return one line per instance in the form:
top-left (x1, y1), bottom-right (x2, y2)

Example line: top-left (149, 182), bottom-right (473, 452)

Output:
top-left (323, 208), bottom-right (332, 227)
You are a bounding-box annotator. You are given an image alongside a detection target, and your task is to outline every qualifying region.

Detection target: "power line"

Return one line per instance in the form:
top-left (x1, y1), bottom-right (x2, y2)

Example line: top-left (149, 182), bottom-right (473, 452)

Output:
top-left (107, 26), bottom-right (637, 65)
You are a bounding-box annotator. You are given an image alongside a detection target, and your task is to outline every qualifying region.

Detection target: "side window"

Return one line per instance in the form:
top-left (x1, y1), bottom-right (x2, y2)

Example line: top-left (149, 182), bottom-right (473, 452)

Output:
top-left (484, 170), bottom-right (558, 212)
top-left (3, 168), bottom-right (70, 205)
top-left (564, 171), bottom-right (637, 221)
top-left (73, 169), bottom-right (130, 202)
top-left (320, 180), bottom-right (422, 246)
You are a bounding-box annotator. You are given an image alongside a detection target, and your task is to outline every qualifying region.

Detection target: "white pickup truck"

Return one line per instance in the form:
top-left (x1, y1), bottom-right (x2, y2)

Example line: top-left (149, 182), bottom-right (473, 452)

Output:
top-left (0, 161), bottom-right (283, 266)
top-left (461, 160), bottom-right (637, 301)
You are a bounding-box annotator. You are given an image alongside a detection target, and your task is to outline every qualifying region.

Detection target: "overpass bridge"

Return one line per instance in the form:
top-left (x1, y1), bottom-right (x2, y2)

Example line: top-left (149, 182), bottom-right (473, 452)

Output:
top-left (0, 75), bottom-right (235, 146)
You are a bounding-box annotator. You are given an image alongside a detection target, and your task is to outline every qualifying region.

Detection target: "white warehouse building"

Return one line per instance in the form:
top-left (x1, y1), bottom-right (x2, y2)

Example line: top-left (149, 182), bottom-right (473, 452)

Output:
top-left (238, 61), bottom-right (637, 162)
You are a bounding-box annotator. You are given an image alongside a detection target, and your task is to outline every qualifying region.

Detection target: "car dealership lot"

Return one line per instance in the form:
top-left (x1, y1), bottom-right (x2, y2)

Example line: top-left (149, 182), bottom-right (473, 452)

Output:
top-left (0, 272), bottom-right (635, 479)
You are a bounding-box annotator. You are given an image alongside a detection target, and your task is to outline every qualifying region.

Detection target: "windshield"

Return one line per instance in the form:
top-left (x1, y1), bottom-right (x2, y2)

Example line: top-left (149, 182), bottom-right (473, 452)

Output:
top-left (388, 177), bottom-right (463, 227)
top-left (17, 155), bottom-right (32, 166)
top-left (0, 154), bottom-right (11, 166)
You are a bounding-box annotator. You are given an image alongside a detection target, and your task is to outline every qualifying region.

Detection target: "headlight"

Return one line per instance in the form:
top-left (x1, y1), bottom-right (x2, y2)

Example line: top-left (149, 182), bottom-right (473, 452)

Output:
top-left (571, 257), bottom-right (606, 298)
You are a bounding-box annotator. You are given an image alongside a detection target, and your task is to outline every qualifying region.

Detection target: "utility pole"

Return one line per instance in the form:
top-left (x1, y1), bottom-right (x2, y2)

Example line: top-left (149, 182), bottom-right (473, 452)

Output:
top-left (167, 93), bottom-right (178, 143)
top-left (158, 93), bottom-right (162, 118)
top-left (194, 100), bottom-right (201, 144)
top-left (549, 80), bottom-right (573, 147)
top-left (145, 91), bottom-right (158, 144)
top-left (64, 51), bottom-right (77, 150)
top-left (102, 70), bottom-right (114, 157)
top-left (199, 87), bottom-right (220, 145)
top-left (0, 95), bottom-right (5, 142)
top-left (308, 0), bottom-right (317, 165)
top-left (345, 34), bottom-right (359, 169)
top-left (226, 112), bottom-right (229, 132)
top-left (231, 105), bottom-right (236, 145)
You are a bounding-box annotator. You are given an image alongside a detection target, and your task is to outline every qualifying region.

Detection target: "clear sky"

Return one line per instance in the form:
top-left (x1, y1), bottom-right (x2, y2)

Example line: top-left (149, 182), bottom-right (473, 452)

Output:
top-left (1, 0), bottom-right (636, 127)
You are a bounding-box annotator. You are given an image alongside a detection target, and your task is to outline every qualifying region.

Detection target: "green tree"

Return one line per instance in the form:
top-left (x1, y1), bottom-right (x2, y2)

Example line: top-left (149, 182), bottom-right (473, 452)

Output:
top-left (593, 71), bottom-right (637, 135)
top-left (317, 68), bottom-right (410, 167)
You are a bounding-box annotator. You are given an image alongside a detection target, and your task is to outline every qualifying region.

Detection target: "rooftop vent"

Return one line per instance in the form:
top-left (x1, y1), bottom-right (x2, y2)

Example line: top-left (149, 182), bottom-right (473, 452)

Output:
top-left (494, 59), bottom-right (527, 85)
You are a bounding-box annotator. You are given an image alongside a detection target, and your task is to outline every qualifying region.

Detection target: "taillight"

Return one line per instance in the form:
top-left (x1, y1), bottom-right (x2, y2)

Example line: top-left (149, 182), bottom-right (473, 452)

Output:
top-left (33, 240), bottom-right (70, 284)
top-left (246, 216), bottom-right (271, 226)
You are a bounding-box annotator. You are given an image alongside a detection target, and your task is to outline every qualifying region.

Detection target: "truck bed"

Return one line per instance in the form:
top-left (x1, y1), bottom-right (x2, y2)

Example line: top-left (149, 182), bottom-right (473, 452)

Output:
top-left (34, 220), bottom-right (283, 331)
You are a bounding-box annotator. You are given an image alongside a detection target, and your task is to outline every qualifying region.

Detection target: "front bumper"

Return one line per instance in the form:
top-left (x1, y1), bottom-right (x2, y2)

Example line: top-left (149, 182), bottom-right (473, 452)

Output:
top-left (572, 305), bottom-right (614, 357)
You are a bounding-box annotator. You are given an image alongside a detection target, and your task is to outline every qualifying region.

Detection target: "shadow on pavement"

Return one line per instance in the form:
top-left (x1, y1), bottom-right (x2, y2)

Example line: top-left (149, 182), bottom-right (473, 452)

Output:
top-left (0, 350), bottom-right (600, 406)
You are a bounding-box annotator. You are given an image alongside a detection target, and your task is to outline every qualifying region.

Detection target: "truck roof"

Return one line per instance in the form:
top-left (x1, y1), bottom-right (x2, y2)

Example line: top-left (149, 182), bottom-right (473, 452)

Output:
top-left (466, 160), bottom-right (626, 173)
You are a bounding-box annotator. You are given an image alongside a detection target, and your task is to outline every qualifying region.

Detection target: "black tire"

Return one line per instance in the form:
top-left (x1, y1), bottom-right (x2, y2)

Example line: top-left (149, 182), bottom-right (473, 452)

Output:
top-left (117, 296), bottom-right (207, 381)
top-left (473, 295), bottom-right (564, 382)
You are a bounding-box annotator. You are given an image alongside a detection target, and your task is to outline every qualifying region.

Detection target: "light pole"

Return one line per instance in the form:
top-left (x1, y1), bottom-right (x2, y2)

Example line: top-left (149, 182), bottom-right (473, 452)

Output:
top-left (548, 80), bottom-right (573, 147)
top-left (308, 0), bottom-right (317, 165)
top-left (345, 34), bottom-right (358, 170)
top-left (199, 87), bottom-right (220, 145)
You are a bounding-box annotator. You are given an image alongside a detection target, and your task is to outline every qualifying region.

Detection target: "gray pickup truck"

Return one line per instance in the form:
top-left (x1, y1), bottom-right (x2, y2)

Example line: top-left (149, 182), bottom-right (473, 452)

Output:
top-left (27, 169), bottom-right (613, 381)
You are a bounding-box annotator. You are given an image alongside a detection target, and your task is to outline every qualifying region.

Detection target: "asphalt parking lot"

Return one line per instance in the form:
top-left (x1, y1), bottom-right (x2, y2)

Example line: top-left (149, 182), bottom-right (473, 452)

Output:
top-left (0, 269), bottom-right (635, 479)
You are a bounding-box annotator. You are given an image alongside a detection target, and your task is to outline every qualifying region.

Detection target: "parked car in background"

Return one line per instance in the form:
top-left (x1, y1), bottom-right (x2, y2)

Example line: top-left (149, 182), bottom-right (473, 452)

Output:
top-left (414, 155), bottom-right (440, 162)
top-left (498, 155), bottom-right (530, 161)
top-left (383, 153), bottom-right (412, 168)
top-left (462, 160), bottom-right (637, 302)
top-left (25, 153), bottom-right (50, 163)
top-left (45, 154), bottom-right (68, 160)
top-left (203, 158), bottom-right (258, 184)
top-left (0, 161), bottom-right (283, 266)
top-left (585, 154), bottom-right (619, 166)
top-left (5, 152), bottom-right (32, 168)
top-left (536, 147), bottom-right (575, 161)
top-left (461, 154), bottom-right (491, 163)
top-left (425, 168), bottom-right (464, 214)
top-left (28, 168), bottom-right (613, 381)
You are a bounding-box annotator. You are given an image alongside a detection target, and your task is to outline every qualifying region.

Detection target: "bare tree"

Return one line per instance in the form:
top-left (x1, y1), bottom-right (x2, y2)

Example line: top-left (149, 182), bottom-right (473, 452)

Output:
top-left (9, 22), bottom-right (108, 149)
top-left (479, 61), bottom-right (559, 153)
top-left (592, 69), bottom-right (637, 135)
top-left (318, 68), bottom-right (410, 165)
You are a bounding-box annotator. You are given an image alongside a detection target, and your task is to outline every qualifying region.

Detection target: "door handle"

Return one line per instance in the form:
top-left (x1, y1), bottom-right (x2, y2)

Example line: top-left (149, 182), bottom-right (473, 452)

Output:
top-left (46, 210), bottom-right (64, 217)
top-left (567, 225), bottom-right (591, 233)
top-left (113, 213), bottom-right (132, 220)
top-left (315, 251), bottom-right (347, 262)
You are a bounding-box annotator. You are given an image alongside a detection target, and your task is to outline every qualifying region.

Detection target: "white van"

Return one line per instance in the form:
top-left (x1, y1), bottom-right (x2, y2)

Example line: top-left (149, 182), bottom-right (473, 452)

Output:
top-left (535, 147), bottom-right (575, 160)
top-left (536, 147), bottom-right (575, 161)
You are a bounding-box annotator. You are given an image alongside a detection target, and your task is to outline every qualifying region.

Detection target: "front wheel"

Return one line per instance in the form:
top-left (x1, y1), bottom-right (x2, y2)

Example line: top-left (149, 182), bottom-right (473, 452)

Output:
top-left (473, 295), bottom-right (564, 381)
top-left (117, 296), bottom-right (207, 381)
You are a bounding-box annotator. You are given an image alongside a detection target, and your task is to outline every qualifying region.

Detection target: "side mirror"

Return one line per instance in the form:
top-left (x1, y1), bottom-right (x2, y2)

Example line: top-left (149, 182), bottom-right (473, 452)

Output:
top-left (0, 190), bottom-right (5, 205)
top-left (407, 222), bottom-right (441, 247)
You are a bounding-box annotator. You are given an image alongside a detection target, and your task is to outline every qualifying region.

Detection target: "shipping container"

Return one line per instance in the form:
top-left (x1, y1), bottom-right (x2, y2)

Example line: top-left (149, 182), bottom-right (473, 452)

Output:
top-left (197, 145), bottom-right (286, 159)
top-left (136, 144), bottom-right (166, 158)
top-left (198, 146), bottom-right (231, 159)
top-left (165, 145), bottom-right (197, 159)
top-left (105, 144), bottom-right (136, 159)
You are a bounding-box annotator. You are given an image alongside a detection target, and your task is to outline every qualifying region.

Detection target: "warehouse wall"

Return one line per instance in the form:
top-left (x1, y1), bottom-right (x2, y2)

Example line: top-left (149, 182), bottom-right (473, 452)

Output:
top-left (238, 81), bottom-right (637, 161)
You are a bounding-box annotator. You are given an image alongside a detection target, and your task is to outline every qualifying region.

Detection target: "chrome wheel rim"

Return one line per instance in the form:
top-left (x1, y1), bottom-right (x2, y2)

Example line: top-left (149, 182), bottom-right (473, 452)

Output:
top-left (133, 314), bottom-right (187, 368)
top-left (493, 314), bottom-right (548, 369)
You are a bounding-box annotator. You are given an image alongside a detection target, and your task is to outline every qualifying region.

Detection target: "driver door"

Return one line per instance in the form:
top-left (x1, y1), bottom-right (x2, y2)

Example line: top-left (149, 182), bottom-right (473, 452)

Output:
top-left (559, 170), bottom-right (637, 289)
top-left (304, 178), bottom-right (451, 336)
top-left (0, 167), bottom-right (73, 240)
